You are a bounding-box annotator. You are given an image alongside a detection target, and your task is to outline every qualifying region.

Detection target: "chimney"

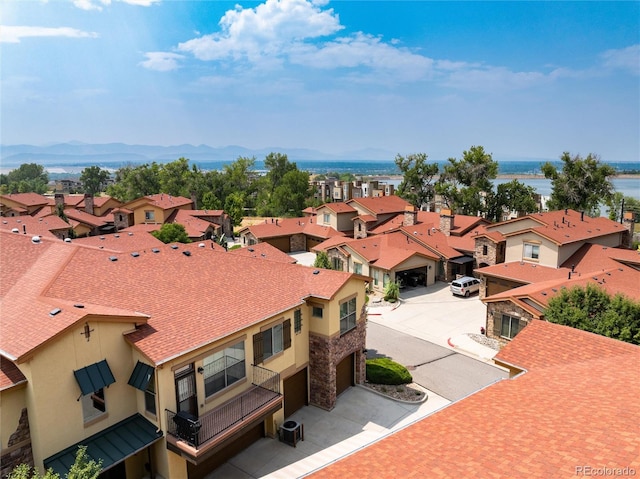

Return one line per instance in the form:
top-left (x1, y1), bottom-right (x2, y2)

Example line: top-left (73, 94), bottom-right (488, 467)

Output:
top-left (439, 208), bottom-right (454, 236)
top-left (83, 193), bottom-right (94, 215)
top-left (54, 193), bottom-right (64, 210)
top-left (276, 219), bottom-right (279, 226)
top-left (403, 205), bottom-right (418, 227)
top-left (622, 211), bottom-right (636, 249)
top-left (190, 191), bottom-right (197, 210)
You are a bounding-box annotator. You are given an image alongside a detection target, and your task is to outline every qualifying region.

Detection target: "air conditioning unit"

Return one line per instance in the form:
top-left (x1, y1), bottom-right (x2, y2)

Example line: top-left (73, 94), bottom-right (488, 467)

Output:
top-left (279, 420), bottom-right (303, 447)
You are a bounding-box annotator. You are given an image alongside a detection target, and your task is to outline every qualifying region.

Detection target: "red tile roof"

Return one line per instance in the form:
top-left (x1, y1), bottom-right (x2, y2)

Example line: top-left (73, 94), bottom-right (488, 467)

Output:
top-left (311, 321), bottom-right (640, 479)
top-left (0, 214), bottom-right (71, 238)
top-left (316, 202), bottom-right (357, 214)
top-left (347, 196), bottom-right (411, 216)
top-left (63, 208), bottom-right (107, 228)
top-left (0, 192), bottom-right (50, 207)
top-left (240, 217), bottom-right (344, 240)
top-left (477, 261), bottom-right (571, 284)
top-left (398, 223), bottom-right (463, 259)
top-left (494, 209), bottom-right (627, 246)
top-left (46, 194), bottom-right (85, 207)
top-left (229, 243), bottom-right (297, 264)
top-left (561, 243), bottom-right (640, 272)
top-left (12, 236), bottom-right (360, 365)
top-left (343, 232), bottom-right (439, 269)
top-left (122, 194), bottom-right (193, 211)
top-left (172, 209), bottom-right (216, 238)
top-left (70, 231), bottom-right (165, 253)
top-left (0, 357), bottom-right (27, 391)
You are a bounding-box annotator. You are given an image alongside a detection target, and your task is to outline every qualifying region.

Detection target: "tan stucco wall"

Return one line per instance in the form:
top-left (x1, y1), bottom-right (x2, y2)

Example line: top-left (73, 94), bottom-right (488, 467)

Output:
top-left (0, 385), bottom-right (27, 449)
top-left (557, 233), bottom-right (622, 266)
top-left (505, 234), bottom-right (559, 267)
top-left (24, 320), bottom-right (140, 473)
top-left (490, 218), bottom-right (541, 235)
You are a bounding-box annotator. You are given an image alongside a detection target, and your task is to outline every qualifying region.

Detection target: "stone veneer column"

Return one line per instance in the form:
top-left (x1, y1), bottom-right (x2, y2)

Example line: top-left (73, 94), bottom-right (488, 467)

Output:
top-left (0, 408), bottom-right (34, 478)
top-left (308, 307), bottom-right (367, 411)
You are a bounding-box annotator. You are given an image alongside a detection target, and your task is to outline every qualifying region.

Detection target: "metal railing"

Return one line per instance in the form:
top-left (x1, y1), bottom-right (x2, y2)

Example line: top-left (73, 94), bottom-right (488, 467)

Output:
top-left (166, 365), bottom-right (281, 448)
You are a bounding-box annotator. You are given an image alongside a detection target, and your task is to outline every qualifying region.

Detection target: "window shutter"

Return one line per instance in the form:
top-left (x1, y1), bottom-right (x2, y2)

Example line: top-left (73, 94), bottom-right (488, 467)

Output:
top-left (253, 332), bottom-right (263, 365)
top-left (493, 314), bottom-right (502, 336)
top-left (283, 319), bottom-right (291, 350)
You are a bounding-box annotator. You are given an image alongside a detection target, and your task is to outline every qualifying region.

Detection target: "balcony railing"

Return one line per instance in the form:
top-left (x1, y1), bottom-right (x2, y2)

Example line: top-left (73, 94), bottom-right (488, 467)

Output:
top-left (166, 365), bottom-right (281, 448)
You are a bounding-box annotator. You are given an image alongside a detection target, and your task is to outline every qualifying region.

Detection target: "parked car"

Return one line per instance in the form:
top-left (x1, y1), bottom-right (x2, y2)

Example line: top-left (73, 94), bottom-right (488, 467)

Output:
top-left (450, 276), bottom-right (481, 297)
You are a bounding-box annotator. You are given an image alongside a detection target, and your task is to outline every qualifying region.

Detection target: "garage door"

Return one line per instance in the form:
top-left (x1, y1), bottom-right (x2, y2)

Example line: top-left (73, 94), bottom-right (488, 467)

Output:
top-left (266, 236), bottom-right (290, 253)
top-left (486, 278), bottom-right (524, 297)
top-left (336, 353), bottom-right (354, 397)
top-left (306, 236), bottom-right (324, 252)
top-left (283, 368), bottom-right (308, 418)
top-left (187, 422), bottom-right (264, 479)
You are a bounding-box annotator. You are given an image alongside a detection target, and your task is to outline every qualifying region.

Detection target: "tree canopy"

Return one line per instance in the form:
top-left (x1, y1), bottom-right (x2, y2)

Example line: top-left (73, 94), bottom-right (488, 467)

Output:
top-left (542, 152), bottom-right (616, 216)
top-left (545, 283), bottom-right (640, 344)
top-left (394, 153), bottom-right (440, 210)
top-left (0, 163), bottom-right (49, 194)
top-left (487, 179), bottom-right (539, 222)
top-left (313, 251), bottom-right (332, 269)
top-left (151, 223), bottom-right (191, 244)
top-left (9, 446), bottom-right (101, 479)
top-left (79, 166), bottom-right (110, 196)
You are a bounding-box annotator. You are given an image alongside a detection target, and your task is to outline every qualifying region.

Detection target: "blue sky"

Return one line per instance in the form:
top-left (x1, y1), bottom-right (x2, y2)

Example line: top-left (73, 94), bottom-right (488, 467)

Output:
top-left (2, 0), bottom-right (639, 161)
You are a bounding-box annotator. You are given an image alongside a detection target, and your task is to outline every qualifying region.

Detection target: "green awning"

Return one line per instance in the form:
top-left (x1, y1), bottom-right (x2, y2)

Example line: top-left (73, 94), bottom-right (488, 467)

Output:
top-left (128, 361), bottom-right (154, 391)
top-left (44, 413), bottom-right (163, 476)
top-left (74, 359), bottom-right (115, 396)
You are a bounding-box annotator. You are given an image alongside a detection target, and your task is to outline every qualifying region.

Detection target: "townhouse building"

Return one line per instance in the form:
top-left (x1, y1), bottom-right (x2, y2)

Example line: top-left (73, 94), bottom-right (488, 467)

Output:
top-left (1, 231), bottom-right (369, 479)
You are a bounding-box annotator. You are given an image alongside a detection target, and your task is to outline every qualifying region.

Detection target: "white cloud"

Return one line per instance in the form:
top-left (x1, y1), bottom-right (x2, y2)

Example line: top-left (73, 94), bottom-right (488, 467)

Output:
top-left (139, 52), bottom-right (184, 71)
top-left (600, 44), bottom-right (640, 76)
top-left (72, 0), bottom-right (158, 10)
top-left (0, 26), bottom-right (99, 43)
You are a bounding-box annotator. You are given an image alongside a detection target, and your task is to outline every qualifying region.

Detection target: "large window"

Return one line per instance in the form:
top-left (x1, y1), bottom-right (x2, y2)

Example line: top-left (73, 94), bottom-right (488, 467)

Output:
top-left (500, 314), bottom-right (523, 339)
top-left (373, 269), bottom-right (379, 286)
top-left (323, 213), bottom-right (330, 224)
top-left (144, 210), bottom-right (155, 221)
top-left (332, 257), bottom-right (343, 271)
top-left (353, 262), bottom-right (363, 275)
top-left (340, 297), bottom-right (357, 335)
top-left (145, 372), bottom-right (156, 415)
top-left (203, 341), bottom-right (246, 397)
top-left (81, 389), bottom-right (106, 423)
top-left (253, 320), bottom-right (291, 364)
top-left (523, 243), bottom-right (540, 260)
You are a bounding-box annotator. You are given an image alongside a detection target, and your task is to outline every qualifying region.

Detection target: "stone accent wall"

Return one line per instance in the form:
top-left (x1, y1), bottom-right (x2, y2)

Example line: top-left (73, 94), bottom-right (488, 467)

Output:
top-left (474, 237), bottom-right (499, 267)
top-left (439, 211), bottom-right (454, 236)
top-left (486, 301), bottom-right (536, 348)
top-left (1, 408), bottom-right (34, 478)
top-left (623, 212), bottom-right (636, 249)
top-left (290, 233), bottom-right (306, 252)
top-left (403, 207), bottom-right (417, 227)
top-left (113, 211), bottom-right (131, 231)
top-left (353, 219), bottom-right (368, 239)
top-left (83, 193), bottom-right (94, 215)
top-left (326, 248), bottom-right (348, 271)
top-left (308, 306), bottom-right (367, 411)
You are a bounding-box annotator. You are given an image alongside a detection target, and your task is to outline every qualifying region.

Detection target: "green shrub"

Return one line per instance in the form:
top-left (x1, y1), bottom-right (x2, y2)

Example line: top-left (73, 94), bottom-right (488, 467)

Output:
top-left (228, 244), bottom-right (242, 251)
top-left (384, 281), bottom-right (400, 302)
top-left (366, 358), bottom-right (412, 385)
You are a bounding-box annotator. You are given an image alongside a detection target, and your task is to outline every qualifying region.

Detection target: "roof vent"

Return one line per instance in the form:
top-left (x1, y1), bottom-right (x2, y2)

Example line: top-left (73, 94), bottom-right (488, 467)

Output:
top-left (313, 270), bottom-right (320, 274)
top-left (261, 253), bottom-right (266, 257)
top-left (74, 304), bottom-right (85, 309)
top-left (541, 292), bottom-right (547, 296)
top-left (248, 248), bottom-right (254, 252)
top-left (31, 236), bottom-right (41, 244)
top-left (11, 228), bottom-right (19, 233)
top-left (2, 220), bottom-right (6, 224)
top-left (171, 244), bottom-right (178, 249)
top-left (152, 248), bottom-right (160, 253)
top-left (49, 308), bottom-right (61, 317)
top-left (99, 236), bottom-right (105, 240)
top-left (114, 234), bottom-right (120, 238)
top-left (198, 243), bottom-right (205, 248)
top-left (128, 232), bottom-right (133, 236)
top-left (109, 256), bottom-right (118, 262)
top-left (183, 250), bottom-right (191, 256)
top-left (131, 252), bottom-right (140, 257)
top-left (64, 238), bottom-right (72, 243)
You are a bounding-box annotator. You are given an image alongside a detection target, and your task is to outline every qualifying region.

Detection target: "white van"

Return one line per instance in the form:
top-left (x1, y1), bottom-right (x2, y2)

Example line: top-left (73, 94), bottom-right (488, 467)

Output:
top-left (450, 276), bottom-right (481, 297)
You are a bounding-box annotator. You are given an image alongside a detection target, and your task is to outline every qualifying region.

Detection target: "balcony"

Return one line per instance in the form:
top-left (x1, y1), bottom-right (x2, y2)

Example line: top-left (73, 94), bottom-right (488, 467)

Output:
top-left (166, 365), bottom-right (282, 463)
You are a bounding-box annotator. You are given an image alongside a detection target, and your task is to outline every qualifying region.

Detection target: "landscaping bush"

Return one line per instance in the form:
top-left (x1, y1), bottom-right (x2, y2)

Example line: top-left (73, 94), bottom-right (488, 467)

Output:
top-left (366, 358), bottom-right (412, 385)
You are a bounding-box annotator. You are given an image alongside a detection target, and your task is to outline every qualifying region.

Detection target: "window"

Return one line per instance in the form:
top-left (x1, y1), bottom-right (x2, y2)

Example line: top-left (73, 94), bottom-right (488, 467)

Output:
top-left (323, 213), bottom-right (330, 224)
top-left (482, 245), bottom-right (488, 256)
top-left (340, 297), bottom-right (357, 335)
top-left (332, 257), bottom-right (343, 271)
top-left (500, 314), bottom-right (523, 339)
top-left (373, 269), bottom-right (379, 286)
top-left (81, 388), bottom-right (106, 423)
top-left (145, 372), bottom-right (156, 415)
top-left (312, 306), bottom-right (323, 318)
top-left (294, 309), bottom-right (302, 334)
top-left (383, 273), bottom-right (390, 287)
top-left (203, 341), bottom-right (246, 397)
top-left (144, 210), bottom-right (155, 221)
top-left (353, 262), bottom-right (362, 275)
top-left (253, 320), bottom-right (291, 364)
top-left (523, 243), bottom-right (540, 260)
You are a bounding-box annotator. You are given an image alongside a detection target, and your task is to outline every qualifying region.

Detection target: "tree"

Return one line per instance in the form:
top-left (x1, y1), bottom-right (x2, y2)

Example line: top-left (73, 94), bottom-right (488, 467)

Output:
top-left (394, 153), bottom-right (440, 210)
top-left (106, 163), bottom-right (161, 202)
top-left (79, 166), bottom-right (110, 196)
top-left (487, 179), bottom-right (538, 222)
top-left (606, 192), bottom-right (640, 223)
top-left (224, 192), bottom-right (245, 227)
top-left (151, 223), bottom-right (191, 244)
top-left (270, 169), bottom-right (310, 217)
top-left (436, 146), bottom-right (498, 215)
top-left (0, 163), bottom-right (49, 194)
top-left (541, 152), bottom-right (616, 216)
top-left (264, 153), bottom-right (296, 193)
top-left (9, 446), bottom-right (101, 479)
top-left (545, 283), bottom-right (640, 344)
top-left (314, 251), bottom-right (332, 269)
